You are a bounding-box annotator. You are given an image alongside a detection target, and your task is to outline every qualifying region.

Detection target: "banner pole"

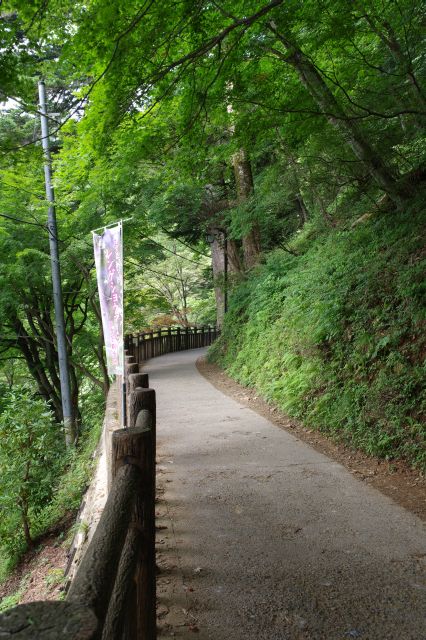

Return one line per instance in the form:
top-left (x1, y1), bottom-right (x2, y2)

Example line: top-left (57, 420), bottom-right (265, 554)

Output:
top-left (121, 220), bottom-right (127, 428)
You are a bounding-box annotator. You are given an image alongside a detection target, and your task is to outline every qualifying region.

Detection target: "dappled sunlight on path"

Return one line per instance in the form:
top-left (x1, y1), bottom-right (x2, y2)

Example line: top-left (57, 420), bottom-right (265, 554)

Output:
top-left (146, 348), bottom-right (426, 640)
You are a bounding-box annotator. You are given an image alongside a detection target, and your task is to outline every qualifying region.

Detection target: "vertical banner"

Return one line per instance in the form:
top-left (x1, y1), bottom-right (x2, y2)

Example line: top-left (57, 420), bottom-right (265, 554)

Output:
top-left (92, 223), bottom-right (124, 376)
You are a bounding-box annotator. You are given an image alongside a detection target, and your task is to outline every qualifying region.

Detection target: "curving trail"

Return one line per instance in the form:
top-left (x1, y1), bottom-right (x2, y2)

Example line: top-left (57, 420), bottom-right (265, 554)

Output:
top-left (147, 348), bottom-right (426, 640)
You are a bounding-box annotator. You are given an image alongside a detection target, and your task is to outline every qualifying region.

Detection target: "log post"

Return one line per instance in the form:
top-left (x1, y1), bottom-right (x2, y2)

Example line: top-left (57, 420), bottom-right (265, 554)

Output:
top-left (126, 364), bottom-right (139, 393)
top-left (126, 363), bottom-right (139, 377)
top-left (128, 388), bottom-right (156, 436)
top-left (0, 601), bottom-right (98, 639)
top-left (117, 375), bottom-right (123, 428)
top-left (126, 363), bottom-right (139, 420)
top-left (128, 373), bottom-right (149, 398)
top-left (140, 334), bottom-right (146, 362)
top-left (110, 426), bottom-right (156, 640)
top-left (68, 464), bottom-right (140, 635)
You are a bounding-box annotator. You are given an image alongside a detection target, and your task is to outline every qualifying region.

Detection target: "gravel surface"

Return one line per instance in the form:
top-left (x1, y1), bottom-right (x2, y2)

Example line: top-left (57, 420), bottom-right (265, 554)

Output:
top-left (148, 348), bottom-right (426, 640)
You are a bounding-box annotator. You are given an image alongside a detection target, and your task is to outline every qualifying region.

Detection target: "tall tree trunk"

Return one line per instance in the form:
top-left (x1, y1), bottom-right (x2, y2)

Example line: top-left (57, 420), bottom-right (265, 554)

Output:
top-left (210, 230), bottom-right (226, 328)
top-left (232, 149), bottom-right (262, 269)
top-left (268, 22), bottom-right (407, 205)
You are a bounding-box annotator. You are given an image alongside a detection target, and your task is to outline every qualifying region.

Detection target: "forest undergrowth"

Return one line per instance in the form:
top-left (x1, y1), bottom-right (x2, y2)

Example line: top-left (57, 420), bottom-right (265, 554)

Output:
top-left (0, 391), bottom-right (103, 585)
top-left (210, 195), bottom-right (426, 472)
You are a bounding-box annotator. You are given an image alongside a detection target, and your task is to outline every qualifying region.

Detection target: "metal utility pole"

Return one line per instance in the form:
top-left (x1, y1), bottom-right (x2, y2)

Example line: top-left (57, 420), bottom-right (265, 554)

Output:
top-left (38, 80), bottom-right (75, 446)
top-left (224, 233), bottom-right (228, 314)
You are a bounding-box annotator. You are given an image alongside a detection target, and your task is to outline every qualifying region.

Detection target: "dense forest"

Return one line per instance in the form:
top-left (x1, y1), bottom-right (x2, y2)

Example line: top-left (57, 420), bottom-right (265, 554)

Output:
top-left (0, 0), bottom-right (425, 578)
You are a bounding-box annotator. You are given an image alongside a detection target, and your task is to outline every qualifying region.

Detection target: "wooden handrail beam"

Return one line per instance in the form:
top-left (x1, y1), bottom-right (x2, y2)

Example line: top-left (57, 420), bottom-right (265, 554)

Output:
top-left (68, 464), bottom-right (141, 635)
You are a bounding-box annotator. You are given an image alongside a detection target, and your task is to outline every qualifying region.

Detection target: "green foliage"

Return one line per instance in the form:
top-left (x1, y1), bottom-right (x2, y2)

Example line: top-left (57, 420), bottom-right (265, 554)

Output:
top-left (0, 387), bottom-right (64, 560)
top-left (0, 575), bottom-right (30, 614)
top-left (210, 202), bottom-right (426, 471)
top-left (44, 568), bottom-right (65, 589)
top-left (34, 388), bottom-right (104, 539)
top-left (0, 387), bottom-right (104, 579)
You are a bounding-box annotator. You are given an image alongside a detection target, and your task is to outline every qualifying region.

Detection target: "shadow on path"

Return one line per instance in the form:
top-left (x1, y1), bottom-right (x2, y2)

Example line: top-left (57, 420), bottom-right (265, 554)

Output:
top-left (146, 348), bottom-right (426, 640)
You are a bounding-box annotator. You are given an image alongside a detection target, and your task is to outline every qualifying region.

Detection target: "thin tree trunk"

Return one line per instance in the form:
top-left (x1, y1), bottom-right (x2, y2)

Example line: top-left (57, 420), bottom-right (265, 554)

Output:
top-left (21, 507), bottom-right (33, 549)
top-left (20, 461), bottom-right (33, 549)
top-left (296, 194), bottom-right (309, 225)
top-left (209, 229), bottom-right (226, 327)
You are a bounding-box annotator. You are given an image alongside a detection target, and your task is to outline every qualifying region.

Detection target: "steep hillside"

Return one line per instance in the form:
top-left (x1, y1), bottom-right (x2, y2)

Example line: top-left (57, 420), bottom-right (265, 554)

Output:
top-left (210, 200), bottom-right (426, 471)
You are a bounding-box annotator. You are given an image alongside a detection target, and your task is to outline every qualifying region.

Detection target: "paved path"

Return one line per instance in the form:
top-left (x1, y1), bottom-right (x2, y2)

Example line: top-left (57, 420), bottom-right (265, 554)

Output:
top-left (146, 349), bottom-right (426, 640)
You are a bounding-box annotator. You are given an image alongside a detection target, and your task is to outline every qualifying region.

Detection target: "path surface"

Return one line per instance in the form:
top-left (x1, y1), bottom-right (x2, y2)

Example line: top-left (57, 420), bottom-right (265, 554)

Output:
top-left (146, 349), bottom-right (426, 640)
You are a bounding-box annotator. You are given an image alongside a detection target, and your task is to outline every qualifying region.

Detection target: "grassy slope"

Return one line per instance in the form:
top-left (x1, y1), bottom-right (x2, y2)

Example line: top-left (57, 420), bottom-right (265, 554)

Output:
top-left (210, 202), bottom-right (426, 471)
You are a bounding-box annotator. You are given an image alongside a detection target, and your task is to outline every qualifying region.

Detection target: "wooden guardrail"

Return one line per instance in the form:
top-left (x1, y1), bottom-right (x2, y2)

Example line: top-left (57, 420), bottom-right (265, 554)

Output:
top-left (125, 325), bottom-right (220, 362)
top-left (0, 356), bottom-right (156, 640)
top-left (0, 326), bottom-right (220, 639)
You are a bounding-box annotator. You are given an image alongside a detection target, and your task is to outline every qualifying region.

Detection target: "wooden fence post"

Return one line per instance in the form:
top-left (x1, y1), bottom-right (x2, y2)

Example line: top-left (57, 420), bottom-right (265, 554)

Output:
top-left (128, 373), bottom-right (149, 398)
top-left (126, 363), bottom-right (139, 391)
top-left (128, 388), bottom-right (156, 436)
top-left (105, 426), bottom-right (156, 640)
top-left (125, 363), bottom-right (139, 422)
top-left (125, 355), bottom-right (135, 368)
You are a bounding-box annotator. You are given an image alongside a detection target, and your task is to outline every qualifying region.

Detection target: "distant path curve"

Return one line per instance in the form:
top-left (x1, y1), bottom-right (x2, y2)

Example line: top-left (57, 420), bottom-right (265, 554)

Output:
top-left (146, 348), bottom-right (426, 640)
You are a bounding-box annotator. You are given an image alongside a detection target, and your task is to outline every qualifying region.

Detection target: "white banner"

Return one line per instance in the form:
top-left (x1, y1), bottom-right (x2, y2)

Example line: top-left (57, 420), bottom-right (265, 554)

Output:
top-left (93, 223), bottom-right (124, 376)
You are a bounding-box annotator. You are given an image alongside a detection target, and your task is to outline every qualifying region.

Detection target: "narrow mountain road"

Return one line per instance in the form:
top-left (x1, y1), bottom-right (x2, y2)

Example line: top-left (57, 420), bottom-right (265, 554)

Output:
top-left (146, 348), bottom-right (426, 640)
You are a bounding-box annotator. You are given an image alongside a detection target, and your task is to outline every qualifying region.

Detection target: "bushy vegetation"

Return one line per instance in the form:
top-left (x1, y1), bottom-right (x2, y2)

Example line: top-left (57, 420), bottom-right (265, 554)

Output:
top-left (210, 200), bottom-right (426, 471)
top-left (0, 387), bottom-right (103, 580)
top-left (0, 387), bottom-right (64, 556)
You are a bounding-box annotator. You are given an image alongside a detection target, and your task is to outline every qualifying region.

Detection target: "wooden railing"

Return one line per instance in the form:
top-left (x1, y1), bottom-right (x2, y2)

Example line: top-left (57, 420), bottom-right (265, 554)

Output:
top-left (0, 328), bottom-right (220, 639)
top-left (125, 325), bottom-right (220, 362)
top-left (0, 356), bottom-right (156, 640)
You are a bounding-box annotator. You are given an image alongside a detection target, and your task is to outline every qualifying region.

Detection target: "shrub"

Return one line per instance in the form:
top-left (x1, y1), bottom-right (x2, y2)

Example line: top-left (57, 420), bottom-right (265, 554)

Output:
top-left (0, 387), bottom-right (64, 559)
